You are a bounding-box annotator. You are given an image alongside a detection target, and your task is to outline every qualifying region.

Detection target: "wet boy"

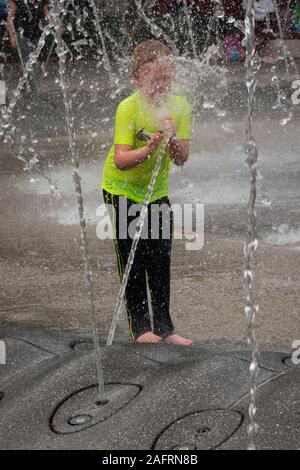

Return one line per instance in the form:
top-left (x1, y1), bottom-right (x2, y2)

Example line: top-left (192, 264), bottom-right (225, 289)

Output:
top-left (101, 40), bottom-right (193, 346)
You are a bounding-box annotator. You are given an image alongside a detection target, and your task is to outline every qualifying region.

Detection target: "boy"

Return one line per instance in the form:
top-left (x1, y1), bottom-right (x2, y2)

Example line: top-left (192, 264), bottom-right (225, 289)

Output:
top-left (102, 40), bottom-right (193, 346)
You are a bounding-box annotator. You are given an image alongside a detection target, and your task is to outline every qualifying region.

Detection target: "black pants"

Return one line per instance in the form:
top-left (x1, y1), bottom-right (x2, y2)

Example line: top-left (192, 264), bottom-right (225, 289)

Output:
top-left (103, 189), bottom-right (174, 340)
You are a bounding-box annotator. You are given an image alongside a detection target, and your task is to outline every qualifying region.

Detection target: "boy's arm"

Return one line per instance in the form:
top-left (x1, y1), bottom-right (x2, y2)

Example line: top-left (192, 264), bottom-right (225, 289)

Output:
top-left (114, 133), bottom-right (163, 171)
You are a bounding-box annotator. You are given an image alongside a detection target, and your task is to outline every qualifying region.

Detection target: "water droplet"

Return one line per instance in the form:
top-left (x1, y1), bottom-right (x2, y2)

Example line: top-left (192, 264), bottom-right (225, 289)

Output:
top-left (203, 101), bottom-right (215, 109)
top-left (215, 3), bottom-right (225, 19)
top-left (261, 196), bottom-right (271, 207)
top-left (227, 16), bottom-right (235, 24)
top-left (280, 115), bottom-right (292, 126)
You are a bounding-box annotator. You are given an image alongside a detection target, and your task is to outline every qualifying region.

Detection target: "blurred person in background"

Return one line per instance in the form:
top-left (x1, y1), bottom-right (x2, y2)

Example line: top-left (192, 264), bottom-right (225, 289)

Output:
top-left (0, 0), bottom-right (8, 53)
top-left (7, 0), bottom-right (49, 96)
top-left (242, 0), bottom-right (276, 54)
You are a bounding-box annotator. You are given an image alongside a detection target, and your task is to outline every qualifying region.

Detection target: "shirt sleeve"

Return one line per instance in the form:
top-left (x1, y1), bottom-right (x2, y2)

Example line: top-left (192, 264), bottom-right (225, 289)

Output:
top-left (113, 100), bottom-right (135, 147)
top-left (176, 97), bottom-right (192, 141)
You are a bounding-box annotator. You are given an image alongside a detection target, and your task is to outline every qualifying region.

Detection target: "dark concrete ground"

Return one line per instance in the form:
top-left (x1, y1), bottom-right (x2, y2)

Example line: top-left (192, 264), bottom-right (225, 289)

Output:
top-left (0, 56), bottom-right (300, 449)
top-left (0, 323), bottom-right (298, 450)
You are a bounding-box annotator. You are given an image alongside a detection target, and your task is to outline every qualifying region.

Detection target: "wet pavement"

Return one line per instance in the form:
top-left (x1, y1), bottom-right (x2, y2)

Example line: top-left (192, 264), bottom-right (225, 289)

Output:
top-left (0, 113), bottom-right (299, 346)
top-left (0, 323), bottom-right (298, 450)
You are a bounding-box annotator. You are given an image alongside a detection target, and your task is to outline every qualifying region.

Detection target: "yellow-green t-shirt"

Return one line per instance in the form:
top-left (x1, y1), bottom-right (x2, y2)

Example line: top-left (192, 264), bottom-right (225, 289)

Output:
top-left (101, 90), bottom-right (191, 204)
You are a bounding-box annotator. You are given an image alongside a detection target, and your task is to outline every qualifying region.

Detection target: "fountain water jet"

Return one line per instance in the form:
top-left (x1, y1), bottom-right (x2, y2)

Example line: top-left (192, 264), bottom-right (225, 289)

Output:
top-left (51, 0), bottom-right (106, 405)
top-left (244, 0), bottom-right (260, 451)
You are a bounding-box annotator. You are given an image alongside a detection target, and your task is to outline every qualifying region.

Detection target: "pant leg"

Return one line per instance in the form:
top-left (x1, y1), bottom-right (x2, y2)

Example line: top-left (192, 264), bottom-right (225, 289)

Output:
top-left (103, 189), bottom-right (151, 339)
top-left (145, 197), bottom-right (174, 337)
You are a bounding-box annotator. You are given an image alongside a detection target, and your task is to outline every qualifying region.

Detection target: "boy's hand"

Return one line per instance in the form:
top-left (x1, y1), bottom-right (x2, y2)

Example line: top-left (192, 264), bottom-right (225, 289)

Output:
top-left (147, 132), bottom-right (163, 155)
top-left (157, 115), bottom-right (176, 138)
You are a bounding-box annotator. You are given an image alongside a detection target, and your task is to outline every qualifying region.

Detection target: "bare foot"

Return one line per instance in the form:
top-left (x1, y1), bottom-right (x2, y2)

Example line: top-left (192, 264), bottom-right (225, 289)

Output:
top-left (136, 332), bottom-right (163, 344)
top-left (165, 334), bottom-right (193, 346)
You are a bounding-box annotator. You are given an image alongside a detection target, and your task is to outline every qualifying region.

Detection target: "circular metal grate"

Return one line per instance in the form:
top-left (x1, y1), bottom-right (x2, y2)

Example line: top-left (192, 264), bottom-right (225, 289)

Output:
top-left (153, 409), bottom-right (243, 450)
top-left (50, 383), bottom-right (141, 434)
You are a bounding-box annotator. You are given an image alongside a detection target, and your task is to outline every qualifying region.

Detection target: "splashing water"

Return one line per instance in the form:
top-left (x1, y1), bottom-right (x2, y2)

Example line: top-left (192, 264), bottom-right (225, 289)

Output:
top-left (87, 0), bottom-right (113, 77)
top-left (134, 0), bottom-right (179, 54)
top-left (0, 10), bottom-right (59, 193)
top-left (265, 224), bottom-right (300, 247)
top-left (0, 24), bottom-right (52, 139)
top-left (270, 1), bottom-right (300, 128)
top-left (274, 0), bottom-right (291, 79)
top-left (182, 0), bottom-right (197, 59)
top-left (213, 0), bottom-right (225, 20)
top-left (172, 51), bottom-right (227, 123)
top-left (244, 0), bottom-right (260, 451)
top-left (2, 0), bottom-right (297, 448)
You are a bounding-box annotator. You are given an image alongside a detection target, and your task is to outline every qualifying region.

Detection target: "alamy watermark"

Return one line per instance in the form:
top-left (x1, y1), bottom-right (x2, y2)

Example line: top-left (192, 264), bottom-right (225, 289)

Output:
top-left (291, 340), bottom-right (300, 366)
top-left (96, 199), bottom-right (204, 251)
top-left (291, 80), bottom-right (300, 106)
top-left (0, 340), bottom-right (6, 365)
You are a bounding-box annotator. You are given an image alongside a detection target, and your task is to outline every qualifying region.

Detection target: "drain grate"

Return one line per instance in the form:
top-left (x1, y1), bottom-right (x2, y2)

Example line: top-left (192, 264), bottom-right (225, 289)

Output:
top-left (68, 415), bottom-right (92, 426)
top-left (70, 340), bottom-right (95, 352)
top-left (50, 383), bottom-right (141, 434)
top-left (153, 409), bottom-right (243, 450)
top-left (172, 443), bottom-right (196, 450)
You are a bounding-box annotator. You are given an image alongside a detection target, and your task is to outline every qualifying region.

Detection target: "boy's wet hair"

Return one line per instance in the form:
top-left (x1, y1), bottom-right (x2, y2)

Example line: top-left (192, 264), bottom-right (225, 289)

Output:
top-left (132, 40), bottom-right (172, 77)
